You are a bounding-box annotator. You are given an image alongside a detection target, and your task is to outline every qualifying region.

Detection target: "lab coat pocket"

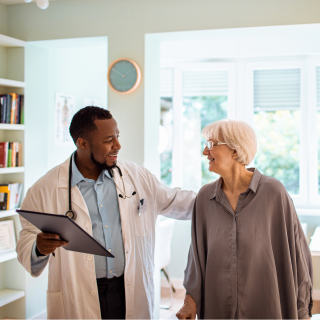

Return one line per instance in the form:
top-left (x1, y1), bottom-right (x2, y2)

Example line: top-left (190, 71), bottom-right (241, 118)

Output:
top-left (132, 199), bottom-right (152, 236)
top-left (47, 291), bottom-right (66, 319)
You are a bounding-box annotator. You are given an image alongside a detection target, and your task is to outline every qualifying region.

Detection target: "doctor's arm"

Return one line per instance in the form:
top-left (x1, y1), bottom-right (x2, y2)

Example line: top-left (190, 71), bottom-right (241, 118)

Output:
top-left (16, 189), bottom-right (65, 277)
top-left (145, 168), bottom-right (196, 219)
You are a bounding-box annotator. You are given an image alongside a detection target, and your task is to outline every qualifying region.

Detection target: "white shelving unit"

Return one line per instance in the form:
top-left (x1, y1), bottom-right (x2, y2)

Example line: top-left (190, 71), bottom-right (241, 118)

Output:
top-left (0, 78), bottom-right (25, 88)
top-left (0, 33), bottom-right (26, 319)
top-left (0, 209), bottom-right (19, 219)
top-left (0, 124), bottom-right (25, 130)
top-left (0, 289), bottom-right (25, 308)
top-left (0, 250), bottom-right (17, 264)
top-left (0, 167), bottom-right (25, 174)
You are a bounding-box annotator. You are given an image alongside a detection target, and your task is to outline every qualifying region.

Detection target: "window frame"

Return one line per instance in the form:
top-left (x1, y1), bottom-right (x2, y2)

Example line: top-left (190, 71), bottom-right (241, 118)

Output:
top-left (306, 56), bottom-right (320, 207)
top-left (244, 60), bottom-right (308, 207)
top-left (162, 58), bottom-right (320, 210)
top-left (171, 62), bottom-right (236, 188)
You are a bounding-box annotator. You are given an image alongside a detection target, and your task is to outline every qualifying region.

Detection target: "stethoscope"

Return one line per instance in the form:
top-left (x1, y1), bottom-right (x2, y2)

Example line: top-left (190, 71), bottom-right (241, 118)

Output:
top-left (65, 154), bottom-right (137, 221)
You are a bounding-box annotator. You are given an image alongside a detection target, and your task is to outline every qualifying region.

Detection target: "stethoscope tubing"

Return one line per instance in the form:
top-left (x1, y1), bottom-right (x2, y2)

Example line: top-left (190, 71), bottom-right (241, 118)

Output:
top-left (65, 154), bottom-right (137, 221)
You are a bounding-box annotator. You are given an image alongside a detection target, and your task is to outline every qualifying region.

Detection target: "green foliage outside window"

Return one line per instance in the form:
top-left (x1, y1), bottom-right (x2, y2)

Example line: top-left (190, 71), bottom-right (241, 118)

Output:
top-left (254, 110), bottom-right (300, 195)
top-left (182, 96), bottom-right (228, 186)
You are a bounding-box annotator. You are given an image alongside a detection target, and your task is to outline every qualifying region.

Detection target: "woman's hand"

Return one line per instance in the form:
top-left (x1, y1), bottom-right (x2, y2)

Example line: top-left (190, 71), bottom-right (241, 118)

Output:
top-left (176, 294), bottom-right (197, 319)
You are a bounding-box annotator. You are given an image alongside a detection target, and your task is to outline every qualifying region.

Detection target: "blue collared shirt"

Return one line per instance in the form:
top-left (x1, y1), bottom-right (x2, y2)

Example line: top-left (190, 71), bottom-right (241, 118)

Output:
top-left (31, 155), bottom-right (125, 279)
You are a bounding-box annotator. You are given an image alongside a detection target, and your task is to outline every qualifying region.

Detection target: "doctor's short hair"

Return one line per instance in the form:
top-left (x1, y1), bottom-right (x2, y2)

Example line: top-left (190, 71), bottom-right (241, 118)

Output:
top-left (202, 119), bottom-right (257, 166)
top-left (69, 106), bottom-right (113, 144)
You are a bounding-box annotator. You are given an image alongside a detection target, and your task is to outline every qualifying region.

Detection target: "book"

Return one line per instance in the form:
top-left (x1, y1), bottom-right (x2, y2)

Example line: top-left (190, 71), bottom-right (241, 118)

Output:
top-left (11, 142), bottom-right (16, 168)
top-left (0, 193), bottom-right (8, 210)
top-left (7, 143), bottom-right (12, 168)
top-left (0, 142), bottom-right (6, 168)
top-left (0, 186), bottom-right (10, 210)
top-left (20, 95), bottom-right (24, 124)
top-left (9, 93), bottom-right (17, 125)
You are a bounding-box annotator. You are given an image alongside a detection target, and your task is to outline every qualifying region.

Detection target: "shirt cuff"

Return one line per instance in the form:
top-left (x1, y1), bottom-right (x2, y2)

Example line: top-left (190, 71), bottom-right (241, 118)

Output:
top-left (31, 240), bottom-right (49, 262)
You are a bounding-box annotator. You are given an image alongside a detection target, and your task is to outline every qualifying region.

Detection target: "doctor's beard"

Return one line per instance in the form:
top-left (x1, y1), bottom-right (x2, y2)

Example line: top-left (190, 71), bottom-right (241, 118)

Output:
top-left (90, 153), bottom-right (117, 171)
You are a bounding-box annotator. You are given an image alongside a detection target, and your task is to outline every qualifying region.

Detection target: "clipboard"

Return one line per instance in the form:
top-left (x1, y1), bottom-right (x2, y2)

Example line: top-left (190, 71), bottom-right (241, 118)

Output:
top-left (16, 209), bottom-right (114, 258)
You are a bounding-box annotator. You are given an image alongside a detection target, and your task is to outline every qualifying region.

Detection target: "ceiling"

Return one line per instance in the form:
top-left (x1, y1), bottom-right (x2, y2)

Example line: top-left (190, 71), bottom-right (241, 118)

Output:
top-left (0, 0), bottom-right (61, 4)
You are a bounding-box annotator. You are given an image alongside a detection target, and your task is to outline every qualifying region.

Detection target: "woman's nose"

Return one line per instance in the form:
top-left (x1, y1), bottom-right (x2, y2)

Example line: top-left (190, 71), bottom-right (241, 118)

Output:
top-left (203, 147), bottom-right (209, 156)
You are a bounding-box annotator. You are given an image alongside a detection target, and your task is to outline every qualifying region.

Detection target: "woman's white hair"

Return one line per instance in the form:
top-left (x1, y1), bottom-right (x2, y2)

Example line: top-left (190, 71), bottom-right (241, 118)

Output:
top-left (202, 119), bottom-right (257, 166)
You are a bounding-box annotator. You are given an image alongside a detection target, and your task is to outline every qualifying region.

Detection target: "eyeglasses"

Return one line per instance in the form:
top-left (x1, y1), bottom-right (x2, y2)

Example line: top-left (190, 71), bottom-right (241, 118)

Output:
top-left (204, 141), bottom-right (227, 150)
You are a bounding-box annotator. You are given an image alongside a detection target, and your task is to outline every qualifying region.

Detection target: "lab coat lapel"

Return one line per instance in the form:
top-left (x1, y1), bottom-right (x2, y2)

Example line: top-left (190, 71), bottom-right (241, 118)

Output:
top-left (58, 158), bottom-right (90, 219)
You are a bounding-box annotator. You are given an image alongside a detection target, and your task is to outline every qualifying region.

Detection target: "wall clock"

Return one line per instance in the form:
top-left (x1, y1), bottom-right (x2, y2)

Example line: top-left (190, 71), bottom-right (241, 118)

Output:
top-left (107, 58), bottom-right (142, 94)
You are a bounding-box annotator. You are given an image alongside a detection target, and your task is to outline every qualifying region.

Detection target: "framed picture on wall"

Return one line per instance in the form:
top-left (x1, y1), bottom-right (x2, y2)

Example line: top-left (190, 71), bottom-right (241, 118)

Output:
top-left (0, 220), bottom-right (16, 253)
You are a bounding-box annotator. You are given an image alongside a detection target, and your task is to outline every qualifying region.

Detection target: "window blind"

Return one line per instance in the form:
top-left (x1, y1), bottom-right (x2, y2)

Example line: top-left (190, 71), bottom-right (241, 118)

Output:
top-left (160, 68), bottom-right (173, 97)
top-left (316, 66), bottom-right (320, 109)
top-left (254, 69), bottom-right (300, 111)
top-left (182, 70), bottom-right (228, 96)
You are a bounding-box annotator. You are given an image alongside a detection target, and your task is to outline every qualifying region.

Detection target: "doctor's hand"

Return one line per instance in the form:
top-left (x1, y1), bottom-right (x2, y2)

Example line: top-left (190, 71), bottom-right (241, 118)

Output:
top-left (176, 294), bottom-right (197, 320)
top-left (36, 232), bottom-right (68, 256)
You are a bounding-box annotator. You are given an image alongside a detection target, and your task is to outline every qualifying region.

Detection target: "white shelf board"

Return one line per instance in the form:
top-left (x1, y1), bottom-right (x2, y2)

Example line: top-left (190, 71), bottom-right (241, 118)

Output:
top-left (0, 167), bottom-right (24, 174)
top-left (0, 124), bottom-right (24, 130)
top-left (0, 34), bottom-right (25, 48)
top-left (0, 209), bottom-right (18, 219)
top-left (0, 78), bottom-right (25, 88)
top-left (0, 250), bottom-right (17, 263)
top-left (0, 289), bottom-right (25, 308)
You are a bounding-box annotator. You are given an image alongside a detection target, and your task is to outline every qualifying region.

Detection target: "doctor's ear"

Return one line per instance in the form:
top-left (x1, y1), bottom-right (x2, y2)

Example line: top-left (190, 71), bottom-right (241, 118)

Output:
top-left (76, 138), bottom-right (88, 149)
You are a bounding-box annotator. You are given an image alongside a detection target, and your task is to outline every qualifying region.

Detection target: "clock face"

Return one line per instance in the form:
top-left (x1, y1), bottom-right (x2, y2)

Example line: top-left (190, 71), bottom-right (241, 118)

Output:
top-left (108, 59), bottom-right (140, 93)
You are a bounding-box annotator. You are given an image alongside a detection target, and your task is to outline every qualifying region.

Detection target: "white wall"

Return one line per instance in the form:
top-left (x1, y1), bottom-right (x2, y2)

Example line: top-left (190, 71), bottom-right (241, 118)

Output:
top-left (46, 43), bottom-right (108, 170)
top-left (25, 38), bottom-right (108, 189)
top-left (0, 4), bottom-right (7, 36)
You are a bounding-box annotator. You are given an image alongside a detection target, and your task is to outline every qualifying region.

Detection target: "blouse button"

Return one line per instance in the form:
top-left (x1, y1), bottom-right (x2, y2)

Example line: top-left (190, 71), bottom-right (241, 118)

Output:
top-left (91, 290), bottom-right (96, 295)
top-left (87, 255), bottom-right (93, 261)
top-left (86, 223), bottom-right (91, 228)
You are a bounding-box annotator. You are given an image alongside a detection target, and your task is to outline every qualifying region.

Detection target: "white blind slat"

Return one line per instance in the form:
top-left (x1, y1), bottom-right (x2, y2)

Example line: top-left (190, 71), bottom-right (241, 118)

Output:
top-left (254, 69), bottom-right (300, 111)
top-left (182, 70), bottom-right (228, 96)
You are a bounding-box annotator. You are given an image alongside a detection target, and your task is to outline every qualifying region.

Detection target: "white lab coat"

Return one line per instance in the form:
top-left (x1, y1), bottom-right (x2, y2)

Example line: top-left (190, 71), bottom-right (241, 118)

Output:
top-left (16, 157), bottom-right (196, 319)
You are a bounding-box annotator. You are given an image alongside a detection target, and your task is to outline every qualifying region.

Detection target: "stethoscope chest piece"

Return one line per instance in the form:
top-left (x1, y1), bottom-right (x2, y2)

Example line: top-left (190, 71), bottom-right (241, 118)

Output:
top-left (65, 210), bottom-right (77, 221)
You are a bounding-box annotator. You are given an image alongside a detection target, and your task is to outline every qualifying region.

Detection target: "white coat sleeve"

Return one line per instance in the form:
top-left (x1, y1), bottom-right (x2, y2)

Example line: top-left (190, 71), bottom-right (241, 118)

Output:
top-left (145, 169), bottom-right (196, 220)
top-left (16, 188), bottom-right (50, 277)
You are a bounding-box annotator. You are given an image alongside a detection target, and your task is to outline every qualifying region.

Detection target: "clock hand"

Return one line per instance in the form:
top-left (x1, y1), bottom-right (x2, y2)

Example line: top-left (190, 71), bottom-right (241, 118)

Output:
top-left (124, 69), bottom-right (134, 76)
top-left (111, 68), bottom-right (124, 77)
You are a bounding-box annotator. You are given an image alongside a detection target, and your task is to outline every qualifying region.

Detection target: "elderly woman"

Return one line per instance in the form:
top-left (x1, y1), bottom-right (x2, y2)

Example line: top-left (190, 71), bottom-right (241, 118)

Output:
top-left (176, 119), bottom-right (313, 319)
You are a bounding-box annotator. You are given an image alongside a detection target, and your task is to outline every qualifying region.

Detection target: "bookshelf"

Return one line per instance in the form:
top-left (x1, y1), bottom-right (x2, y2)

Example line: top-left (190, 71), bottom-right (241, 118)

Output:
top-left (0, 33), bottom-right (26, 319)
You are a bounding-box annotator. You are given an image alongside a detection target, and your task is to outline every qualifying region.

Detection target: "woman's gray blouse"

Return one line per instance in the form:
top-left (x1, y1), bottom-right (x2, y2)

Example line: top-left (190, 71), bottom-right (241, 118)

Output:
top-left (184, 168), bottom-right (313, 319)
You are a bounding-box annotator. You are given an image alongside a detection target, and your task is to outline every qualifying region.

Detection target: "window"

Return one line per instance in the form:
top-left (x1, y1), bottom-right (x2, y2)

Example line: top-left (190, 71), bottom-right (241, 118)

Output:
top-left (317, 66), bottom-right (320, 194)
top-left (160, 59), bottom-right (320, 208)
top-left (160, 63), bottom-right (235, 191)
top-left (160, 68), bottom-right (173, 187)
top-left (253, 69), bottom-right (301, 195)
top-left (181, 70), bottom-right (228, 190)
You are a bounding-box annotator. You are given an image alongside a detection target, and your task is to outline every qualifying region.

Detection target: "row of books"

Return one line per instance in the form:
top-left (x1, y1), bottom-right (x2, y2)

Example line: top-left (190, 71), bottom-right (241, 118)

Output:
top-left (0, 94), bottom-right (24, 124)
top-left (0, 183), bottom-right (23, 210)
top-left (0, 142), bottom-right (22, 168)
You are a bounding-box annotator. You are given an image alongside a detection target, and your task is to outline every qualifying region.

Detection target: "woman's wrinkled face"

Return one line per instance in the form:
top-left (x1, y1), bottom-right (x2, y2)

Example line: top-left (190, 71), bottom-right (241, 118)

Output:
top-left (203, 139), bottom-right (236, 174)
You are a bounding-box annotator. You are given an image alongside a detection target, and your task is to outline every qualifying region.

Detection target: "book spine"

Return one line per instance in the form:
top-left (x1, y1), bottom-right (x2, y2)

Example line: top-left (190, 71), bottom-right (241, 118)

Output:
top-left (0, 143), bottom-right (5, 168)
top-left (20, 95), bottom-right (24, 124)
top-left (18, 142), bottom-right (21, 167)
top-left (7, 143), bottom-right (12, 168)
top-left (3, 96), bottom-right (7, 124)
top-left (7, 95), bottom-right (11, 124)
top-left (9, 94), bottom-right (16, 125)
top-left (12, 142), bottom-right (16, 167)
top-left (15, 95), bottom-right (20, 124)
top-left (0, 97), bottom-right (2, 124)
top-left (4, 142), bottom-right (8, 168)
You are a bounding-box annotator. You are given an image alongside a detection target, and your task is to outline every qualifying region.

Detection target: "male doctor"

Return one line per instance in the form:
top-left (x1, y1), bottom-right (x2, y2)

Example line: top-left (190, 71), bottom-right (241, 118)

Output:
top-left (16, 106), bottom-right (196, 319)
